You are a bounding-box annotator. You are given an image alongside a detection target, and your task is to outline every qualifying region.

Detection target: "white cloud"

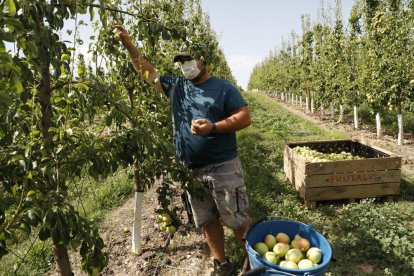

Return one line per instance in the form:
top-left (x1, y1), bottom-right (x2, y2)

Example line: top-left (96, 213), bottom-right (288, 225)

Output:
top-left (227, 54), bottom-right (264, 90)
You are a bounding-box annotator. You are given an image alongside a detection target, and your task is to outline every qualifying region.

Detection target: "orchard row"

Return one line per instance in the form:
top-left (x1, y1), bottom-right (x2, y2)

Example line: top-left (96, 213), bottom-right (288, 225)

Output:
top-left (249, 0), bottom-right (414, 145)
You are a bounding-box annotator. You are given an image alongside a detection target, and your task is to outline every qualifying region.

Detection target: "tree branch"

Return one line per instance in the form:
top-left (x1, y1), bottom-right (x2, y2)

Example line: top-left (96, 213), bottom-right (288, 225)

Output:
top-left (50, 80), bottom-right (81, 92)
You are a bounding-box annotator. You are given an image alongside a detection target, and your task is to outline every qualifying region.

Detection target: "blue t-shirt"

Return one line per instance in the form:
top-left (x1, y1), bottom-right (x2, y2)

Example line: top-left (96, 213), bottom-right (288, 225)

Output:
top-left (160, 76), bottom-right (247, 166)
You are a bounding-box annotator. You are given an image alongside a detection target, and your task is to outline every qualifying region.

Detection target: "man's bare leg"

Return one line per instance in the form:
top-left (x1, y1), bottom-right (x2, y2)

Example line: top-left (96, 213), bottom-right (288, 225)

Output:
top-left (233, 219), bottom-right (253, 272)
top-left (203, 217), bottom-right (226, 263)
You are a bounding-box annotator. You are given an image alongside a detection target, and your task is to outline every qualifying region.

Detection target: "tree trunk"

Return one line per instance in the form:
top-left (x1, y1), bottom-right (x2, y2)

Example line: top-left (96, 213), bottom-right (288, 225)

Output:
top-left (40, 66), bottom-right (73, 275)
top-left (39, 67), bottom-right (53, 145)
top-left (54, 244), bottom-right (73, 276)
top-left (330, 102), bottom-right (334, 119)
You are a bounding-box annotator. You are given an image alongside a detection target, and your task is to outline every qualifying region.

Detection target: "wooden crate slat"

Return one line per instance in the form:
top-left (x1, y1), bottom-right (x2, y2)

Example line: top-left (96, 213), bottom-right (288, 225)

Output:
top-left (284, 145), bottom-right (307, 175)
top-left (284, 145), bottom-right (307, 186)
top-left (284, 146), bottom-right (293, 182)
top-left (298, 184), bottom-right (306, 199)
top-left (305, 157), bottom-right (402, 175)
top-left (305, 169), bottom-right (401, 188)
top-left (304, 182), bottom-right (400, 201)
top-left (294, 168), bottom-right (306, 192)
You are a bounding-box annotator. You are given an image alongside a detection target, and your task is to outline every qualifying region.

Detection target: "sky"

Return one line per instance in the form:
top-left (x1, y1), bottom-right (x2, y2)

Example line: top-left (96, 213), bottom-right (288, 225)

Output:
top-left (201, 0), bottom-right (355, 90)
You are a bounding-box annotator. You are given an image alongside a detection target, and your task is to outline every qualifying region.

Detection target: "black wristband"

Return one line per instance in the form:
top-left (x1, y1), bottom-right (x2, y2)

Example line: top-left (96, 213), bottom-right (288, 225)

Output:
top-left (210, 123), bottom-right (217, 134)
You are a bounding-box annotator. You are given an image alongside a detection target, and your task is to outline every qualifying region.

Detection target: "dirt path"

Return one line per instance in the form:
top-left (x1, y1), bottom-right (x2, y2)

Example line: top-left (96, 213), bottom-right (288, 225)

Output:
top-left (66, 183), bottom-right (213, 276)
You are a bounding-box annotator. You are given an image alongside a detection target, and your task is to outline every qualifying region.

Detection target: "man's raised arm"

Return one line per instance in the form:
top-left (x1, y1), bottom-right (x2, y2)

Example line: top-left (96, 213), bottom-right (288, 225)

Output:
top-left (113, 25), bottom-right (163, 93)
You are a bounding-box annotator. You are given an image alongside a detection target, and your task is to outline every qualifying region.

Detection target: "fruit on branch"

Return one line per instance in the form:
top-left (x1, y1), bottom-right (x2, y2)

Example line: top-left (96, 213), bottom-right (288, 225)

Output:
top-left (114, 33), bottom-right (122, 42)
top-left (166, 225), bottom-right (176, 234)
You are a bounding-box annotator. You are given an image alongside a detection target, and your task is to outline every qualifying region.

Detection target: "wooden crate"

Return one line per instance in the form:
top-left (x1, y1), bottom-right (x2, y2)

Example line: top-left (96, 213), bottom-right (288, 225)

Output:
top-left (284, 139), bottom-right (401, 209)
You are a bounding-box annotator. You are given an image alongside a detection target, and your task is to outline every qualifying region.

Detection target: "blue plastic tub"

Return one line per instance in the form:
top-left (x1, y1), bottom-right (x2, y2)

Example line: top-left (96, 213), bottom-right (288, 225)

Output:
top-left (244, 219), bottom-right (333, 276)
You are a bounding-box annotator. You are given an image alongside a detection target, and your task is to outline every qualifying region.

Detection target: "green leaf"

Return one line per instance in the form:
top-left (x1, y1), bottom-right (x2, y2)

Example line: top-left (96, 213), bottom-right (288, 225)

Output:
top-left (11, 184), bottom-right (20, 197)
top-left (75, 83), bottom-right (89, 91)
top-left (40, 166), bottom-right (47, 176)
top-left (89, 6), bottom-right (95, 21)
top-left (39, 227), bottom-right (51, 241)
top-left (131, 108), bottom-right (139, 117)
top-left (0, 91), bottom-right (13, 106)
top-left (20, 220), bottom-right (31, 234)
top-left (25, 41), bottom-right (38, 58)
top-left (18, 159), bottom-right (26, 170)
top-left (53, 96), bottom-right (64, 103)
top-left (0, 210), bottom-right (5, 225)
top-left (161, 30), bottom-right (171, 40)
top-left (80, 241), bottom-right (88, 256)
top-left (77, 67), bottom-right (85, 76)
top-left (105, 116), bottom-right (112, 127)
top-left (4, 0), bottom-right (17, 16)
top-left (60, 53), bottom-right (70, 61)
top-left (0, 240), bottom-right (8, 257)
top-left (27, 209), bottom-right (40, 226)
top-left (11, 77), bottom-right (23, 94)
top-left (44, 208), bottom-right (58, 227)
top-left (88, 165), bottom-right (99, 180)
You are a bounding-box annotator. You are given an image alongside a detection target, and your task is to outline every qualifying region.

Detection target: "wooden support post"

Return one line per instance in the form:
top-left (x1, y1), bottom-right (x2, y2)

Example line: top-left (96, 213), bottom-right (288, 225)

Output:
top-left (305, 200), bottom-right (317, 209)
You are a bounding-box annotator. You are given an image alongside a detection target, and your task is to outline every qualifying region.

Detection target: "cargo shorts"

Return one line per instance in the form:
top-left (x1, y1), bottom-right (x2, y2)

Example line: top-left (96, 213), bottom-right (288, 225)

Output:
top-left (186, 156), bottom-right (250, 229)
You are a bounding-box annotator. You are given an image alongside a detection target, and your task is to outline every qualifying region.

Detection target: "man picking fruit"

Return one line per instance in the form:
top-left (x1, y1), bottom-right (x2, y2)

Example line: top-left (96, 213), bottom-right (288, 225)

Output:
top-left (113, 24), bottom-right (252, 275)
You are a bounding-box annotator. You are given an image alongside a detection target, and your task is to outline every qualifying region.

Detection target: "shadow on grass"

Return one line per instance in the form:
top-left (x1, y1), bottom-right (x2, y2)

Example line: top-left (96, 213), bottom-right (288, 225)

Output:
top-left (331, 224), bottom-right (414, 275)
top-left (400, 174), bottom-right (414, 201)
top-left (238, 131), bottom-right (293, 219)
top-left (324, 175), bottom-right (414, 274)
top-left (330, 194), bottom-right (414, 275)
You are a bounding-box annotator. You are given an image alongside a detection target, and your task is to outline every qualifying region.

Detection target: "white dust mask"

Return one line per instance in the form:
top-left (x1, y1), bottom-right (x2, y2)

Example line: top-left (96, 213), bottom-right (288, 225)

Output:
top-left (180, 59), bottom-right (201, 80)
